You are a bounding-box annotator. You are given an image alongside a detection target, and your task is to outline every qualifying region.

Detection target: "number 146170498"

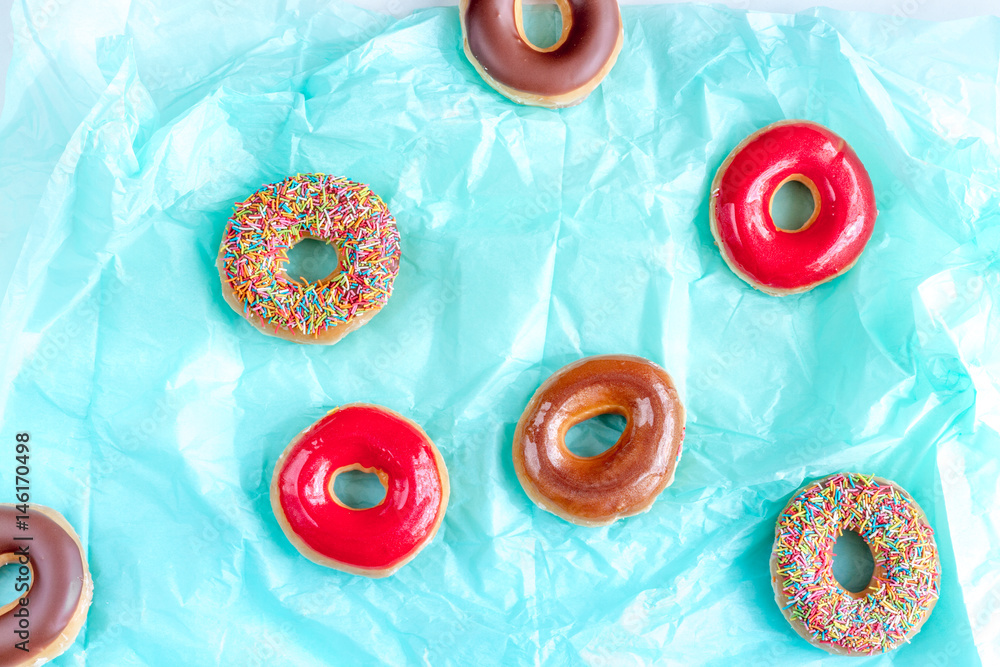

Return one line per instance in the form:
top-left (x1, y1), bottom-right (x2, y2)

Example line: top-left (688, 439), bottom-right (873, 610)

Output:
top-left (14, 433), bottom-right (29, 519)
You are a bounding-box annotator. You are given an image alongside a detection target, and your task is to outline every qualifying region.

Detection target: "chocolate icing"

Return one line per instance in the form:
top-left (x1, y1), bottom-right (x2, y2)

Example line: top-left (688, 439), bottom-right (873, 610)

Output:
top-left (0, 505), bottom-right (86, 666)
top-left (464, 0), bottom-right (622, 96)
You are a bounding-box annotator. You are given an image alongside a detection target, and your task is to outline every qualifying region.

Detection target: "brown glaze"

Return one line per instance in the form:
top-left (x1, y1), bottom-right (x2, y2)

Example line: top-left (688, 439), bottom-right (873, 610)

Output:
top-left (0, 505), bottom-right (90, 666)
top-left (461, 0), bottom-right (622, 104)
top-left (513, 355), bottom-right (685, 526)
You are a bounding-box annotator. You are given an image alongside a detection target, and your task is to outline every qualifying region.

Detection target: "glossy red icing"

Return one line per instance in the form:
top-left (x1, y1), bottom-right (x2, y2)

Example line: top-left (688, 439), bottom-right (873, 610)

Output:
top-left (711, 121), bottom-right (876, 292)
top-left (275, 405), bottom-right (445, 571)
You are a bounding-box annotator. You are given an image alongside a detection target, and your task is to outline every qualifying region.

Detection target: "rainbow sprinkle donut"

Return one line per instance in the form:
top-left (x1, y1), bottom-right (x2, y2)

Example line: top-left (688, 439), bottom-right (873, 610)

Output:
top-left (217, 174), bottom-right (400, 344)
top-left (770, 473), bottom-right (940, 655)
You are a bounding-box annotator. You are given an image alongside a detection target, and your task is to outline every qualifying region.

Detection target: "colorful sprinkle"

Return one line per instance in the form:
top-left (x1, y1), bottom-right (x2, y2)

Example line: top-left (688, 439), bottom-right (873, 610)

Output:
top-left (772, 473), bottom-right (940, 655)
top-left (219, 174), bottom-right (400, 336)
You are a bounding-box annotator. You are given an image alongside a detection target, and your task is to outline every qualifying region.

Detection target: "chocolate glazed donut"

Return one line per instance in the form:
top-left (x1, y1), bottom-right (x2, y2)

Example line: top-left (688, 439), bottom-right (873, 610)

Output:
top-left (460, 0), bottom-right (624, 108)
top-left (513, 355), bottom-right (685, 526)
top-left (0, 504), bottom-right (92, 667)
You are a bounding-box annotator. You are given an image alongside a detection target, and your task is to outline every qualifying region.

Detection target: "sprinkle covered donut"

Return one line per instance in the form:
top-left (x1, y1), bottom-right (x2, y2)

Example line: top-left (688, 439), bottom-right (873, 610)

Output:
top-left (271, 404), bottom-right (449, 578)
top-left (218, 174), bottom-right (400, 344)
top-left (513, 355), bottom-right (685, 526)
top-left (771, 473), bottom-right (940, 655)
top-left (710, 120), bottom-right (877, 295)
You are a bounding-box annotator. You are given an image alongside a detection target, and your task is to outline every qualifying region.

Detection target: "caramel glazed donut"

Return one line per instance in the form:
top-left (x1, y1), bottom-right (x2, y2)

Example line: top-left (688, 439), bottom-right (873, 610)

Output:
top-left (513, 355), bottom-right (685, 526)
top-left (460, 0), bottom-right (624, 108)
top-left (0, 504), bottom-right (92, 667)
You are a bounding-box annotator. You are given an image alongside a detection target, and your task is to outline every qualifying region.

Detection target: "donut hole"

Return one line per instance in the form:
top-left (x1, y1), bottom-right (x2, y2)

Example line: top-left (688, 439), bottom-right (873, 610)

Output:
top-left (330, 467), bottom-right (388, 510)
top-left (518, 0), bottom-right (567, 51)
top-left (285, 238), bottom-right (341, 284)
top-left (770, 178), bottom-right (818, 232)
top-left (832, 529), bottom-right (876, 594)
top-left (565, 412), bottom-right (627, 458)
top-left (0, 554), bottom-right (32, 616)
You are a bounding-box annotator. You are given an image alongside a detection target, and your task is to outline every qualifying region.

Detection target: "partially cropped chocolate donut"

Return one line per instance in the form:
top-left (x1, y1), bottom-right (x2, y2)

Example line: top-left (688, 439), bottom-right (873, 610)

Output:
top-left (0, 504), bottom-right (92, 666)
top-left (513, 355), bottom-right (685, 526)
top-left (460, 0), bottom-right (623, 108)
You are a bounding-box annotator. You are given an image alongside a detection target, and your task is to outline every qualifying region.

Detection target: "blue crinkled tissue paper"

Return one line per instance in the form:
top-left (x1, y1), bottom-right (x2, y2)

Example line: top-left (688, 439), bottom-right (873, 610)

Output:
top-left (0, 0), bottom-right (998, 664)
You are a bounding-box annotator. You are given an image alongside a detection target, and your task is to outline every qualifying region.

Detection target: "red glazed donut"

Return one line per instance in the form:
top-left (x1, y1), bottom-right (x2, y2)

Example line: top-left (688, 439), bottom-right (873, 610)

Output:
top-left (709, 120), bottom-right (877, 295)
top-left (460, 0), bottom-right (623, 108)
top-left (270, 404), bottom-right (449, 578)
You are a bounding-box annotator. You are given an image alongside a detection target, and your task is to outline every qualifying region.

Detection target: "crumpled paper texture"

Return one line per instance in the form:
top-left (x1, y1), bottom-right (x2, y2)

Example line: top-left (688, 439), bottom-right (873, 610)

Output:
top-left (0, 1), bottom-right (998, 665)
